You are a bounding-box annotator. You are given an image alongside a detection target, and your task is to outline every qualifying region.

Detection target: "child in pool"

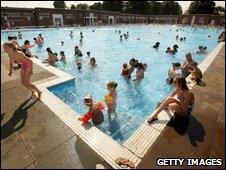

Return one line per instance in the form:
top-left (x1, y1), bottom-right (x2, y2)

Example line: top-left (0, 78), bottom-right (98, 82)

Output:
top-left (105, 81), bottom-right (118, 119)
top-left (76, 53), bottom-right (83, 71)
top-left (78, 94), bottom-right (104, 125)
top-left (121, 63), bottom-right (130, 78)
top-left (60, 51), bottom-right (66, 62)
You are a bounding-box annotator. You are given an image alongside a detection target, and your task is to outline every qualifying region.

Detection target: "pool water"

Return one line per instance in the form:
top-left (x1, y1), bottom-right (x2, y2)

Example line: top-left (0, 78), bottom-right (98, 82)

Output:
top-left (1, 24), bottom-right (222, 144)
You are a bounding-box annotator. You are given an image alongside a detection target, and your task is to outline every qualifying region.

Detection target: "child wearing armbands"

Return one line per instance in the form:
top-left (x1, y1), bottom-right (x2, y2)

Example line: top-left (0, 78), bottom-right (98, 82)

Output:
top-left (104, 81), bottom-right (118, 119)
top-left (78, 94), bottom-right (104, 125)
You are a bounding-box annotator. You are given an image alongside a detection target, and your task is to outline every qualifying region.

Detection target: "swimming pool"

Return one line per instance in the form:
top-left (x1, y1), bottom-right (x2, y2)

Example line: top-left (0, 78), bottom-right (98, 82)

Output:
top-left (1, 24), bottom-right (222, 144)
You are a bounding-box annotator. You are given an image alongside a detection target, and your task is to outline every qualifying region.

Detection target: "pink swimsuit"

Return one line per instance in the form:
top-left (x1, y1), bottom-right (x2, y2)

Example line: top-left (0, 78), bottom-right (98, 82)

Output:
top-left (19, 60), bottom-right (30, 70)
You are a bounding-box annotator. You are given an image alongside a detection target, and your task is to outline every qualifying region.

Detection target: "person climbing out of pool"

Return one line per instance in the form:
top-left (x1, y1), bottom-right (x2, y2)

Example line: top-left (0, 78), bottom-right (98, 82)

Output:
top-left (105, 81), bottom-right (118, 120)
top-left (196, 46), bottom-right (207, 54)
top-left (60, 51), bottom-right (66, 62)
top-left (147, 77), bottom-right (195, 124)
top-left (21, 40), bottom-right (38, 58)
top-left (188, 61), bottom-right (203, 85)
top-left (153, 42), bottom-right (160, 49)
top-left (78, 94), bottom-right (104, 125)
top-left (89, 57), bottom-right (97, 68)
top-left (121, 63), bottom-right (130, 78)
top-left (181, 53), bottom-right (195, 78)
top-left (18, 31), bottom-right (22, 39)
top-left (3, 42), bottom-right (42, 99)
top-left (42, 47), bottom-right (57, 66)
top-left (133, 62), bottom-right (145, 81)
top-left (166, 62), bottom-right (182, 84)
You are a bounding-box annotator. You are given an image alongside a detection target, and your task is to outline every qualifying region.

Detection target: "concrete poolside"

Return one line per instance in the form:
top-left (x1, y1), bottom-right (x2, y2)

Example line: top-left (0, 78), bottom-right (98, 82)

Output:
top-left (1, 45), bottom-right (225, 169)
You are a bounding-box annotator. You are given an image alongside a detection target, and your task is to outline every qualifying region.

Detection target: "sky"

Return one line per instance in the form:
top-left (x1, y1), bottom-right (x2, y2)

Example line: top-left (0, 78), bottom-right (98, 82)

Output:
top-left (1, 1), bottom-right (225, 13)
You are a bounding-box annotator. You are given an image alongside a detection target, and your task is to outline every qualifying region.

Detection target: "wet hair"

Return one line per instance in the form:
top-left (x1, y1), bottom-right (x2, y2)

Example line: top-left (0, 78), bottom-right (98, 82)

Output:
top-left (60, 51), bottom-right (64, 55)
top-left (87, 51), bottom-right (90, 55)
top-left (24, 40), bottom-right (30, 45)
top-left (90, 57), bottom-right (96, 64)
top-left (61, 41), bottom-right (64, 43)
top-left (174, 77), bottom-right (189, 90)
top-left (46, 47), bottom-right (54, 55)
top-left (3, 42), bottom-right (17, 51)
top-left (13, 36), bottom-right (17, 40)
top-left (156, 42), bottom-right (160, 45)
top-left (78, 52), bottom-right (83, 57)
top-left (75, 46), bottom-right (78, 49)
top-left (123, 63), bottom-right (127, 69)
top-left (130, 58), bottom-right (136, 63)
top-left (39, 34), bottom-right (42, 36)
top-left (33, 37), bottom-right (37, 41)
top-left (134, 61), bottom-right (140, 68)
top-left (203, 47), bottom-right (207, 50)
top-left (180, 38), bottom-right (183, 41)
top-left (172, 62), bottom-right (181, 67)
top-left (107, 81), bottom-right (118, 88)
top-left (186, 53), bottom-right (192, 59)
top-left (167, 47), bottom-right (170, 50)
top-left (8, 36), bottom-right (13, 41)
top-left (54, 52), bottom-right (57, 56)
top-left (138, 62), bottom-right (144, 70)
top-left (173, 44), bottom-right (178, 49)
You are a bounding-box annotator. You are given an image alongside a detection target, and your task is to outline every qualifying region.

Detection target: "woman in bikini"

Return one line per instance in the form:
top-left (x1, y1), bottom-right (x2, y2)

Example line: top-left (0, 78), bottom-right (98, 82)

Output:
top-left (148, 77), bottom-right (194, 123)
top-left (3, 42), bottom-right (42, 99)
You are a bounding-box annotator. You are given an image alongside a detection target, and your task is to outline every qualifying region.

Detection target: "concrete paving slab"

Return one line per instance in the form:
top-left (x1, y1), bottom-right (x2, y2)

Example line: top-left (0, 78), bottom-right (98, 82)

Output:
top-left (1, 132), bottom-right (33, 169)
top-left (35, 136), bottom-right (111, 169)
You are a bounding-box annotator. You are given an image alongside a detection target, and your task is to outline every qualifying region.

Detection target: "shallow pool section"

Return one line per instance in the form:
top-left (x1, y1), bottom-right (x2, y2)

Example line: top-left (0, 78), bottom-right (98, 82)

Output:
top-left (2, 24), bottom-right (222, 144)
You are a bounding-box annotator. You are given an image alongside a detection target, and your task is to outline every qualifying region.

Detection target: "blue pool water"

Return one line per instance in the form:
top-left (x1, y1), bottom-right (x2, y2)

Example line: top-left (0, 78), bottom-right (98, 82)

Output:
top-left (1, 24), bottom-right (222, 144)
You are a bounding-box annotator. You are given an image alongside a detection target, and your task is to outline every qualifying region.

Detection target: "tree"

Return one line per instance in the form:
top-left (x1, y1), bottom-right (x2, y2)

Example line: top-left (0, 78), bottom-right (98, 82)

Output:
top-left (70, 4), bottom-right (76, 9)
top-left (102, 1), bottom-right (123, 12)
top-left (89, 2), bottom-right (103, 10)
top-left (214, 6), bottom-right (225, 15)
top-left (161, 1), bottom-right (182, 15)
top-left (123, 1), bottom-right (150, 15)
top-left (187, 1), bottom-right (216, 14)
top-left (53, 1), bottom-right (67, 9)
top-left (75, 3), bottom-right (89, 10)
top-left (149, 1), bottom-right (162, 15)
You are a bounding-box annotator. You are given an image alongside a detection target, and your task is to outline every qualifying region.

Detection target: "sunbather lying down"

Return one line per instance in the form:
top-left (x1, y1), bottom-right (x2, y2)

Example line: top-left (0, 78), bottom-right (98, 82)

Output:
top-left (115, 157), bottom-right (135, 168)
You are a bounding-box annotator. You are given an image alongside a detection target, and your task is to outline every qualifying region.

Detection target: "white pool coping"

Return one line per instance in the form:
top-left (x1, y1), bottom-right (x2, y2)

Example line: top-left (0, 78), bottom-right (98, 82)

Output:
top-left (32, 42), bottom-right (224, 169)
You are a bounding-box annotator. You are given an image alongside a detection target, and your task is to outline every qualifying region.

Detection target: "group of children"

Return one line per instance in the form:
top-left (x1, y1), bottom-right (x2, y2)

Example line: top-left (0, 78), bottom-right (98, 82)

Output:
top-left (166, 53), bottom-right (203, 85)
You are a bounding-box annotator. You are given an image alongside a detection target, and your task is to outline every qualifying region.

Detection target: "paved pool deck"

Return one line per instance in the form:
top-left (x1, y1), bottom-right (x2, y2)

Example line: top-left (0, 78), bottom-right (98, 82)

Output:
top-left (1, 44), bottom-right (225, 169)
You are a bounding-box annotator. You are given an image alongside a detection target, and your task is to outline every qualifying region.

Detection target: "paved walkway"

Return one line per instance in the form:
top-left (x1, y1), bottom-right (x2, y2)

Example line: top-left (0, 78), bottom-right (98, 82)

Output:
top-left (1, 45), bottom-right (225, 169)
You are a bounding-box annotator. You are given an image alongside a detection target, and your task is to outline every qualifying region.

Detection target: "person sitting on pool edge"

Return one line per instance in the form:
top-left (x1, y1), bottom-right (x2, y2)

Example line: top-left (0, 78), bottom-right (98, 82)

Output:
top-left (188, 61), bottom-right (203, 85)
top-left (167, 62), bottom-right (182, 84)
top-left (181, 53), bottom-right (195, 78)
top-left (153, 42), bottom-right (160, 49)
top-left (78, 94), bottom-right (104, 125)
top-left (147, 77), bottom-right (195, 124)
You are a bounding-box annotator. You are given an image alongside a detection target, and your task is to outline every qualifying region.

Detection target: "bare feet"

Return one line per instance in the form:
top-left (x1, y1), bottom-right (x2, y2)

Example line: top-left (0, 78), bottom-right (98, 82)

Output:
top-left (38, 91), bottom-right (42, 99)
